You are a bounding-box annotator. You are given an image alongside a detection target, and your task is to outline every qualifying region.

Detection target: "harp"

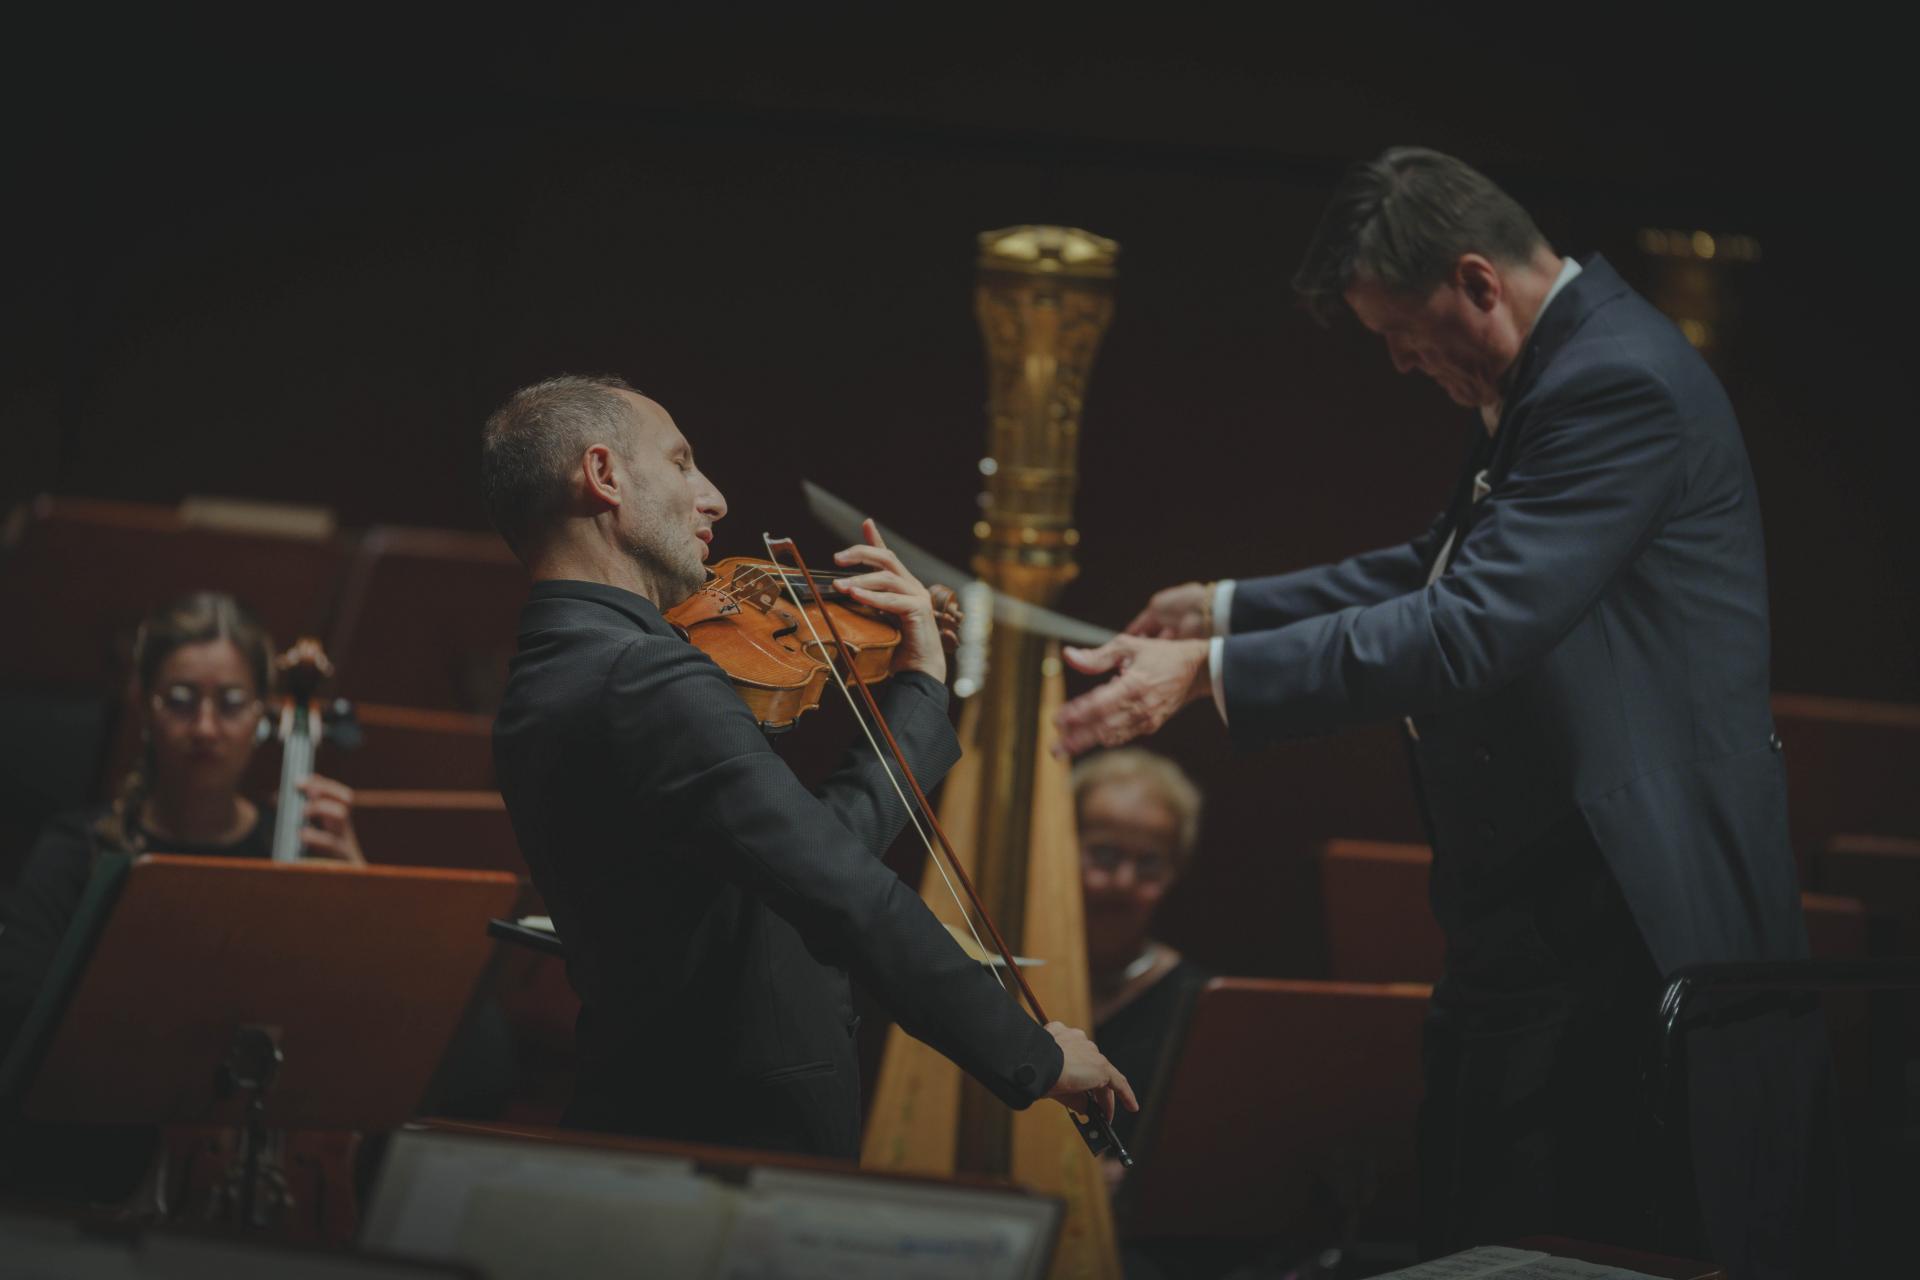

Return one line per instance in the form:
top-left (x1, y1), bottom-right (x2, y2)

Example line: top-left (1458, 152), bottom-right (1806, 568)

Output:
top-left (861, 225), bottom-right (1123, 1279)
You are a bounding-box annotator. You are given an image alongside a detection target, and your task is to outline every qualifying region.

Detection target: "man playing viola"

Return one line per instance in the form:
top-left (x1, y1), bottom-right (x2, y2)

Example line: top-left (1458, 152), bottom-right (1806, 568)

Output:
top-left (481, 374), bottom-right (1133, 1158)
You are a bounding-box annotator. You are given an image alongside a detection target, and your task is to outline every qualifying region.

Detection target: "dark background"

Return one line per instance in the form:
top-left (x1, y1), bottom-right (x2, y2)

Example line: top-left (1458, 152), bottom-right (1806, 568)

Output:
top-left (4, 9), bottom-right (1911, 976)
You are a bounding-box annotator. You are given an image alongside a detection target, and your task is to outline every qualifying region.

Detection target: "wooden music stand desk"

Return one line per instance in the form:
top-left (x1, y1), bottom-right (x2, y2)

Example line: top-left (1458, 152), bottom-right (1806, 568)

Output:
top-left (17, 855), bottom-right (519, 1132)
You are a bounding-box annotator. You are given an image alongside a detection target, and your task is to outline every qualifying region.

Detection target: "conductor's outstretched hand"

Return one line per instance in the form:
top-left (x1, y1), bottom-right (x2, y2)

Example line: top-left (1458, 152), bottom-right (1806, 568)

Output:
top-left (1051, 635), bottom-right (1212, 760)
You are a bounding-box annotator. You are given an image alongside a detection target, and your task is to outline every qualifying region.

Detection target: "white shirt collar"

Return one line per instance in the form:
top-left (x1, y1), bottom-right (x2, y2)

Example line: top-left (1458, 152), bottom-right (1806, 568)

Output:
top-left (1481, 256), bottom-right (1583, 434)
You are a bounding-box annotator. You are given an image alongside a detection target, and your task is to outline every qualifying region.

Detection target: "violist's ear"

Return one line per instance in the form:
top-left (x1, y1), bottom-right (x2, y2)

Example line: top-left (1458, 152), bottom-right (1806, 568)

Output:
top-left (581, 443), bottom-right (621, 510)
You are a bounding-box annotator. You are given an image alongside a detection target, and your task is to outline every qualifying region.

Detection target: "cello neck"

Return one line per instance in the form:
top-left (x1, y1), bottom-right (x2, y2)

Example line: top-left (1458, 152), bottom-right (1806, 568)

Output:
top-left (269, 704), bottom-right (315, 862)
top-left (268, 637), bottom-right (334, 862)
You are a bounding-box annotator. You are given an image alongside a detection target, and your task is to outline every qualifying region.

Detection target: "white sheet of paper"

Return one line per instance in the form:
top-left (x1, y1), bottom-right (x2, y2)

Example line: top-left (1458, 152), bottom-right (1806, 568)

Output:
top-left (455, 1183), bottom-right (733, 1280)
top-left (1371, 1246), bottom-right (1664, 1279)
top-left (713, 1190), bottom-right (1037, 1280)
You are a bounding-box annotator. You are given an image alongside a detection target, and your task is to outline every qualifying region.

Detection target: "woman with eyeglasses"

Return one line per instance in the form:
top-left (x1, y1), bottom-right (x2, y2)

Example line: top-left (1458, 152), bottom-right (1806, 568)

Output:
top-left (0, 591), bottom-right (362, 1199)
top-left (1076, 748), bottom-right (1211, 1171)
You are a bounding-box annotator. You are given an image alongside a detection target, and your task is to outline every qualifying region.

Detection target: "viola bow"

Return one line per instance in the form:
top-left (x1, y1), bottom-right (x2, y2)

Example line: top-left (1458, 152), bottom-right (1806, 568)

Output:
top-left (763, 533), bottom-right (1133, 1168)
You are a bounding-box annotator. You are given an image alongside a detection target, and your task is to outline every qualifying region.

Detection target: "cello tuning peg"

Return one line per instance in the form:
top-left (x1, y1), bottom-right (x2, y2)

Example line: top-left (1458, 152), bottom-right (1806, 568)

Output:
top-left (322, 698), bottom-right (363, 750)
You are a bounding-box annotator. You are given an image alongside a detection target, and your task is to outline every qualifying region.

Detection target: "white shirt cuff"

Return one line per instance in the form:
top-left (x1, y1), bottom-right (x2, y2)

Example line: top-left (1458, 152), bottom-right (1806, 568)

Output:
top-left (1209, 635), bottom-right (1228, 726)
top-left (1211, 579), bottom-right (1236, 637)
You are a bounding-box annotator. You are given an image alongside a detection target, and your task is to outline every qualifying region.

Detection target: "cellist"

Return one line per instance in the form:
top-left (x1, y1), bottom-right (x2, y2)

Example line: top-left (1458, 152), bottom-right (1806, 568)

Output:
top-left (0, 590), bottom-right (362, 1204)
top-left (481, 373), bottom-right (1135, 1157)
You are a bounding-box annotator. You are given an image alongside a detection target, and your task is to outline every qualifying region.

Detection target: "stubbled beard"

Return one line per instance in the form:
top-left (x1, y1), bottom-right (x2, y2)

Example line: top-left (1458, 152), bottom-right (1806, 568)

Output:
top-left (621, 519), bottom-right (706, 607)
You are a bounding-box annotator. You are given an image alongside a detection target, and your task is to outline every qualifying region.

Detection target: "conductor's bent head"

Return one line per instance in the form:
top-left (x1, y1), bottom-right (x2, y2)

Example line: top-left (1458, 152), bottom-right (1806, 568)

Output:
top-left (479, 375), bottom-right (727, 607)
top-left (1292, 147), bottom-right (1567, 413)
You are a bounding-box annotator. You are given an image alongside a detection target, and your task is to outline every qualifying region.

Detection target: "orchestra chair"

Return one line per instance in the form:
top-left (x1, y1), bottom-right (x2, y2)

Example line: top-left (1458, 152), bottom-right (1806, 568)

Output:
top-left (1318, 839), bottom-right (1445, 983)
top-left (1773, 693), bottom-right (1920, 879)
top-left (1819, 834), bottom-right (1920, 955)
top-left (334, 705), bottom-right (494, 791)
top-left (1321, 839), bottom-right (1875, 977)
top-left (348, 790), bottom-right (525, 878)
top-left (0, 495), bottom-right (343, 695)
top-left (325, 526), bottom-right (525, 715)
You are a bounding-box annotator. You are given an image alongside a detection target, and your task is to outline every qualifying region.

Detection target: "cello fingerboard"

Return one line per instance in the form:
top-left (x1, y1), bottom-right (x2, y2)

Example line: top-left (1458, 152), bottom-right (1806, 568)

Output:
top-left (270, 715), bottom-right (316, 862)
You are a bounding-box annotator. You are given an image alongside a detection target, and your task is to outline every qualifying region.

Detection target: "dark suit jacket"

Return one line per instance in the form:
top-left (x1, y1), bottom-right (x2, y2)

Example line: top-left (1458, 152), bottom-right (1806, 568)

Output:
top-left (492, 580), bottom-right (1061, 1158)
top-left (1220, 256), bottom-right (1805, 976)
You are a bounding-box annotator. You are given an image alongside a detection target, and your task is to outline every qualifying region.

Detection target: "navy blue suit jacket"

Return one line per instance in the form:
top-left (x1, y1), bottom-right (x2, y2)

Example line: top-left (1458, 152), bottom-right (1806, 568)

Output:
top-left (1222, 256), bottom-right (1805, 975)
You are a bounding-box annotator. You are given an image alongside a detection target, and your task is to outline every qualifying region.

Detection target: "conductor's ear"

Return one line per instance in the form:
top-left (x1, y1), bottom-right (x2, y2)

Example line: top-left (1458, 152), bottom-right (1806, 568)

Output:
top-left (1456, 254), bottom-right (1502, 312)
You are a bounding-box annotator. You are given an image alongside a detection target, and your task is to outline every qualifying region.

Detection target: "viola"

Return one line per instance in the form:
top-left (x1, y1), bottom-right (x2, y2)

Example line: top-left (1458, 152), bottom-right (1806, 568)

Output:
top-left (737, 535), bottom-right (1131, 1167)
top-left (668, 555), bottom-right (958, 733)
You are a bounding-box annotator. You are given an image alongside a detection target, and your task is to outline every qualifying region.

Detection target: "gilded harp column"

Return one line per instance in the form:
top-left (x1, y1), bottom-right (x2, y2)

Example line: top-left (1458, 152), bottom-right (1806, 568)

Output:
top-left (862, 226), bottom-right (1120, 1280)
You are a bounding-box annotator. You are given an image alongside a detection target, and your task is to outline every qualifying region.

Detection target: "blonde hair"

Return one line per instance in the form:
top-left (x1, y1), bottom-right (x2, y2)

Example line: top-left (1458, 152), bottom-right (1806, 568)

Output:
top-left (1071, 748), bottom-right (1203, 867)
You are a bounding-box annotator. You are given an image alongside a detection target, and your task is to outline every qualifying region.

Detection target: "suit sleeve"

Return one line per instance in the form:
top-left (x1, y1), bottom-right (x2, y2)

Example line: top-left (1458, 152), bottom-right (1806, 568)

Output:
top-left (1221, 362), bottom-right (1685, 746)
top-left (601, 640), bottom-right (1062, 1109)
top-left (1228, 510), bottom-right (1449, 633)
top-left (809, 671), bottom-right (960, 859)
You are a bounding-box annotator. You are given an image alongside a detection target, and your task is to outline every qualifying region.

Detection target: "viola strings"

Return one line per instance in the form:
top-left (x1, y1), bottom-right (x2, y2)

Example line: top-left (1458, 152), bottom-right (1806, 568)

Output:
top-left (758, 533), bottom-right (1008, 995)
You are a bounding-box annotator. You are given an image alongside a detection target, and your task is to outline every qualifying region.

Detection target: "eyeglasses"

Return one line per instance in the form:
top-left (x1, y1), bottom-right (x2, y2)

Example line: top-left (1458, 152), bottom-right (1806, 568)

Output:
top-left (1080, 843), bottom-right (1176, 885)
top-left (151, 684), bottom-right (262, 724)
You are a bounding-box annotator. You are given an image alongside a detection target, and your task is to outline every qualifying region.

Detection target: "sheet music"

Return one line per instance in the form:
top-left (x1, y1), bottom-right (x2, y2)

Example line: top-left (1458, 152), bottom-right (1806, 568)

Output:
top-left (1373, 1245), bottom-right (1664, 1279)
top-left (713, 1190), bottom-right (1031, 1280)
top-left (456, 1183), bottom-right (732, 1279)
top-left (710, 1166), bottom-right (1052, 1280)
top-left (363, 1130), bottom-right (1057, 1280)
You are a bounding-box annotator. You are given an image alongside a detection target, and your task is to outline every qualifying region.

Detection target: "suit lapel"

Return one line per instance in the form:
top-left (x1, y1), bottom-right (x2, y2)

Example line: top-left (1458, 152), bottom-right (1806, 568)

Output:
top-left (1466, 254), bottom-right (1635, 534)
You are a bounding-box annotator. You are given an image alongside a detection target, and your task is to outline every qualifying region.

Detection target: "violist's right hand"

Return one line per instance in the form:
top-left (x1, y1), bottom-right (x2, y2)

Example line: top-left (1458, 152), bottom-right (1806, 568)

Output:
top-left (1044, 1021), bottom-right (1138, 1122)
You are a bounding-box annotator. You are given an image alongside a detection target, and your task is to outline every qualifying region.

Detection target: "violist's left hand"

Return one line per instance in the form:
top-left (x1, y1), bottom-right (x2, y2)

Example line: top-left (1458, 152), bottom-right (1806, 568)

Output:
top-left (833, 518), bottom-right (948, 685)
top-left (299, 774), bottom-right (365, 865)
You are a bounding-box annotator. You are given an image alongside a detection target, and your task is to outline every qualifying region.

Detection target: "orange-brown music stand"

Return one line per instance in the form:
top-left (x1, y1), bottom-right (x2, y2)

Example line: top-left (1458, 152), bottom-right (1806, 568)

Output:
top-left (19, 855), bottom-right (519, 1133)
top-left (1118, 977), bottom-right (1432, 1244)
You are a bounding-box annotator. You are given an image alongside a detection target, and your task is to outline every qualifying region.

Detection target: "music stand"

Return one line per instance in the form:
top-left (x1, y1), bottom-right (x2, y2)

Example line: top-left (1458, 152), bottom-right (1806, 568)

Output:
top-left (7, 855), bottom-right (518, 1235)
top-left (14, 855), bottom-right (519, 1142)
top-left (1118, 977), bottom-right (1432, 1244)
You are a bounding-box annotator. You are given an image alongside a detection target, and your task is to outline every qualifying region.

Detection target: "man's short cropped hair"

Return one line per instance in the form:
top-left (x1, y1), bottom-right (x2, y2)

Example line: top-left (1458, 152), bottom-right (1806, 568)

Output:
top-left (480, 374), bottom-right (638, 559)
top-left (1292, 147), bottom-right (1547, 324)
